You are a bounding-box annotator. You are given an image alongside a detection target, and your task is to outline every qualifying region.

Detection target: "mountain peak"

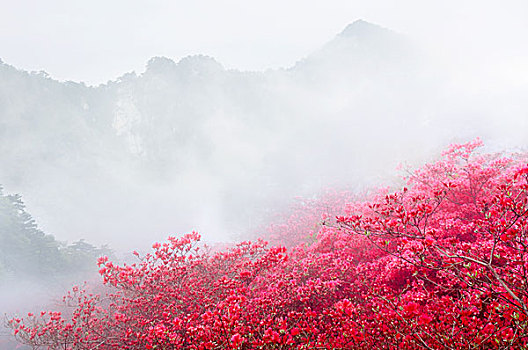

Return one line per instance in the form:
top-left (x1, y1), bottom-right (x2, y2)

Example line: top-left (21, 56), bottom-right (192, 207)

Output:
top-left (146, 56), bottom-right (177, 74)
top-left (177, 55), bottom-right (224, 74)
top-left (338, 20), bottom-right (388, 38)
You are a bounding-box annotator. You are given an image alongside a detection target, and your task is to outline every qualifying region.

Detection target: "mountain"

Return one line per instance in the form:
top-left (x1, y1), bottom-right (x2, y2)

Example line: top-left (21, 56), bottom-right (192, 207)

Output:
top-left (0, 20), bottom-right (526, 250)
top-left (296, 20), bottom-right (408, 66)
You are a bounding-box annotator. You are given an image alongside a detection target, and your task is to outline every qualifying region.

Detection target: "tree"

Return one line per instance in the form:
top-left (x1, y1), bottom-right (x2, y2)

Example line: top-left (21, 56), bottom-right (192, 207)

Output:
top-left (335, 139), bottom-right (528, 347)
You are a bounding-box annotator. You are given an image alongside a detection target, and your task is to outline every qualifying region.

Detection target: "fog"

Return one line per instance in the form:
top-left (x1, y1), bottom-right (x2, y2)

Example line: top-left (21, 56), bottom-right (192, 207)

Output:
top-left (1, 17), bottom-right (527, 252)
top-left (0, 2), bottom-right (527, 340)
top-left (2, 1), bottom-right (527, 85)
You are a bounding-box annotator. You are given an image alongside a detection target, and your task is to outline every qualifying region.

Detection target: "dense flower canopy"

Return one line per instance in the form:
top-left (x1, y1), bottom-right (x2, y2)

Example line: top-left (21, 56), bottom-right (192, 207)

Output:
top-left (8, 140), bottom-right (528, 349)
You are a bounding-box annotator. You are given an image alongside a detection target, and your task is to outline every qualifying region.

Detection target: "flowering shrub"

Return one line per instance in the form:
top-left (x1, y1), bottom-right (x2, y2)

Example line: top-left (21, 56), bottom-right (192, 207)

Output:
top-left (257, 189), bottom-right (355, 248)
top-left (8, 140), bottom-right (528, 349)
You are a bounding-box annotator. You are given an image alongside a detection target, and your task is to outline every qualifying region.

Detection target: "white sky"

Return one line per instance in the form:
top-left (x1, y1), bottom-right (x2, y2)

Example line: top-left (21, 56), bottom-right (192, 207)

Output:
top-left (1, 0), bottom-right (527, 85)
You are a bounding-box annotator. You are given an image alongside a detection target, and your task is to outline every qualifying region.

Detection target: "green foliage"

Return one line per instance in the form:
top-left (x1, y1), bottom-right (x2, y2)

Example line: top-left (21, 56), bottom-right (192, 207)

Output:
top-left (0, 185), bottom-right (112, 283)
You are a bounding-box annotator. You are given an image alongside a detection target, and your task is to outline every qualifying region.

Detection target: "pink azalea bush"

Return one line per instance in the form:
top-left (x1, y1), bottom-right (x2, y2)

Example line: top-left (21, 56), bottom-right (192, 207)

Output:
top-left (257, 189), bottom-right (355, 248)
top-left (8, 140), bottom-right (528, 349)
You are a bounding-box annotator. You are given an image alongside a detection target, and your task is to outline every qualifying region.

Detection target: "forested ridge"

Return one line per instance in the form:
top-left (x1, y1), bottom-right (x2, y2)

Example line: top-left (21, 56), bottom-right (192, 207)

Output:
top-left (0, 186), bottom-right (111, 283)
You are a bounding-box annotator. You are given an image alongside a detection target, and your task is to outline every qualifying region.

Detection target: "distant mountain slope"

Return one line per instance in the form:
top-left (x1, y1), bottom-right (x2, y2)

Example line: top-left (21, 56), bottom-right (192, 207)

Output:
top-left (0, 20), bottom-right (526, 250)
top-left (0, 185), bottom-right (110, 282)
top-left (293, 20), bottom-right (413, 75)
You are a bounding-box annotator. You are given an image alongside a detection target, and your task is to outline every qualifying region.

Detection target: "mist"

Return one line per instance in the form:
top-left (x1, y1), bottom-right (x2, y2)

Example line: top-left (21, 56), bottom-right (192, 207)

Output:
top-left (0, 2), bottom-right (527, 345)
top-left (1, 18), bottom-right (527, 251)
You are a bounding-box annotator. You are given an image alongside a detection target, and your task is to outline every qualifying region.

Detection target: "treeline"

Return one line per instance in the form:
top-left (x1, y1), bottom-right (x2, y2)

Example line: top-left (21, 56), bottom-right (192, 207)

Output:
top-left (0, 185), bottom-right (112, 283)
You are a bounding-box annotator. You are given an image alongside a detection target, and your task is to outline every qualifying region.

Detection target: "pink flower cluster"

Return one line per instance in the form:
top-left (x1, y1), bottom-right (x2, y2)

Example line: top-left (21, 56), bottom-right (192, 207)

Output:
top-left (8, 140), bottom-right (528, 349)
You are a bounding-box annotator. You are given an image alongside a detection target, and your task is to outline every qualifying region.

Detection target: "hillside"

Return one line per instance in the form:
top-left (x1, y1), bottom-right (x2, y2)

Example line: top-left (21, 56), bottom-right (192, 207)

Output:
top-left (0, 20), bottom-right (526, 250)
